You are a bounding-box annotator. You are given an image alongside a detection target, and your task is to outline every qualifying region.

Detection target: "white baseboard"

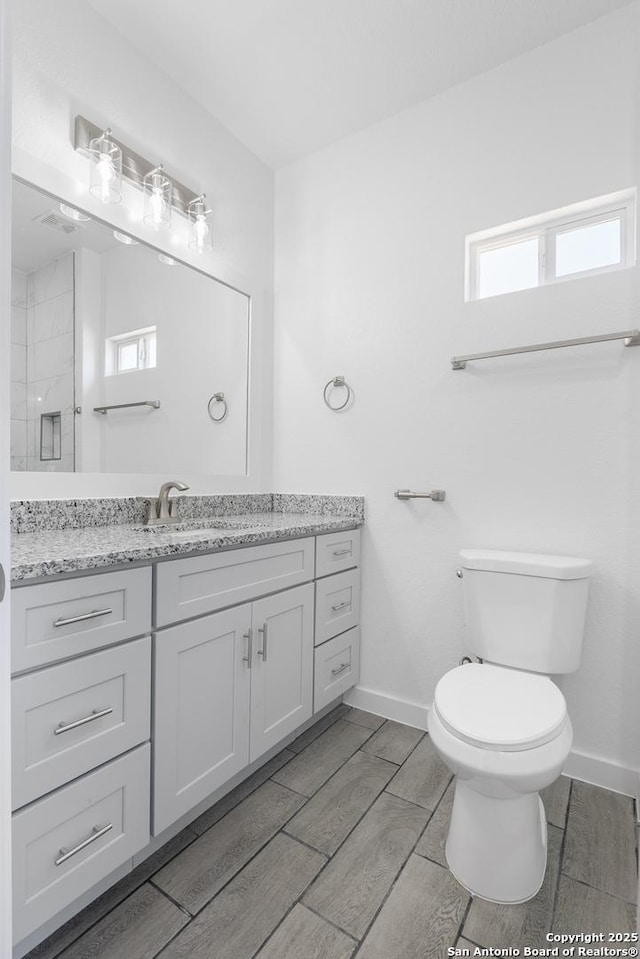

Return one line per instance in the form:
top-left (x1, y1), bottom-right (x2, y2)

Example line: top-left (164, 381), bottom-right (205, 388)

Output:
top-left (344, 686), bottom-right (639, 799)
top-left (344, 686), bottom-right (429, 730)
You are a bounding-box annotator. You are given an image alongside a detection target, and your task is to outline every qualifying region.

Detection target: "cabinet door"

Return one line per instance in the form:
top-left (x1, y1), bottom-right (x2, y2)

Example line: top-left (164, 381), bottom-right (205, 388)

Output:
top-left (250, 583), bottom-right (314, 763)
top-left (153, 605), bottom-right (251, 835)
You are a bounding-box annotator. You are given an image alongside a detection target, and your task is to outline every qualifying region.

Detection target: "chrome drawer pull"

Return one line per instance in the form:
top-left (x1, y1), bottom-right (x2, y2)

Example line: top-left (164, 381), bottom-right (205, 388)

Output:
top-left (331, 662), bottom-right (350, 677)
top-left (331, 601), bottom-right (351, 613)
top-left (257, 623), bottom-right (268, 662)
top-left (55, 823), bottom-right (113, 866)
top-left (242, 628), bottom-right (253, 669)
top-left (332, 547), bottom-right (352, 557)
top-left (53, 608), bottom-right (113, 628)
top-left (54, 707), bottom-right (114, 736)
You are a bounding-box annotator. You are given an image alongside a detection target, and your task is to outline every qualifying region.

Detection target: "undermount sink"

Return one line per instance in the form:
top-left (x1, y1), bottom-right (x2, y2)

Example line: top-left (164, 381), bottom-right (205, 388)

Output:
top-left (136, 518), bottom-right (258, 536)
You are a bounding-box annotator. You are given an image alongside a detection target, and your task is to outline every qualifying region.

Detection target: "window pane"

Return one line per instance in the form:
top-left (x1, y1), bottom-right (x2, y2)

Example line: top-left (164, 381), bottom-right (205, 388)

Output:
top-left (555, 218), bottom-right (621, 277)
top-left (146, 335), bottom-right (157, 368)
top-left (118, 341), bottom-right (139, 371)
top-left (477, 237), bottom-right (539, 299)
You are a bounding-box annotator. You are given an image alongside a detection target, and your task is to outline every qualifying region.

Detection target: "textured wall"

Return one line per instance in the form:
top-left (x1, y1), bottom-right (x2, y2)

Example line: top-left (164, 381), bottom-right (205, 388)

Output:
top-left (274, 6), bottom-right (640, 786)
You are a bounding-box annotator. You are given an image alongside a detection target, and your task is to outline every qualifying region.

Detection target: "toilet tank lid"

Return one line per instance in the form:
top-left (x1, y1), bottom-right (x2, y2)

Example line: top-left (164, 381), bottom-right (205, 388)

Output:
top-left (460, 549), bottom-right (591, 580)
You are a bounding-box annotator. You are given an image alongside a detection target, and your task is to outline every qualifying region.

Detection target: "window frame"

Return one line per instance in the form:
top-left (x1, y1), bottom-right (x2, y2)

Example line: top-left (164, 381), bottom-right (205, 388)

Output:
top-left (466, 190), bottom-right (636, 302)
top-left (105, 326), bottom-right (157, 376)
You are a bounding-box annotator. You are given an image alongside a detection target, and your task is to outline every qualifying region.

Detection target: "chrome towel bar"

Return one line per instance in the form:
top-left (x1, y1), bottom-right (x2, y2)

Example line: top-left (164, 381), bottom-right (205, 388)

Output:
top-left (451, 329), bottom-right (640, 370)
top-left (395, 489), bottom-right (446, 502)
top-left (93, 400), bottom-right (160, 414)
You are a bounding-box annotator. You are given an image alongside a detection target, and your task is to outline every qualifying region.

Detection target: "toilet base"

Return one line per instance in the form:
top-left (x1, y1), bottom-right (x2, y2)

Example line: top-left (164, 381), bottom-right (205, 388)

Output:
top-left (445, 779), bottom-right (547, 904)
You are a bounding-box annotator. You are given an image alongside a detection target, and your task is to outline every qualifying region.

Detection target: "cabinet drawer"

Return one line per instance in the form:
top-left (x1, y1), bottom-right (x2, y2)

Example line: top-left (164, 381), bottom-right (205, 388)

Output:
top-left (314, 627), bottom-right (360, 712)
top-left (315, 568), bottom-right (360, 645)
top-left (12, 568), bottom-right (152, 673)
top-left (12, 744), bottom-right (150, 943)
top-left (315, 529), bottom-right (360, 578)
top-left (12, 637), bottom-right (151, 810)
top-left (154, 537), bottom-right (315, 627)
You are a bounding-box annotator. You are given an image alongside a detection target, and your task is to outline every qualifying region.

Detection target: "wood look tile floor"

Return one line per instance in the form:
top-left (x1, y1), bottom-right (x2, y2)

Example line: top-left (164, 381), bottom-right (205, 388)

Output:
top-left (27, 706), bottom-right (638, 959)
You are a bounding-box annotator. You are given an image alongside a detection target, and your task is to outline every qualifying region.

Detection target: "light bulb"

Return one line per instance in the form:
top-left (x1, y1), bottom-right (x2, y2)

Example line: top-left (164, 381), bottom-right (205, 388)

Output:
top-left (194, 214), bottom-right (209, 251)
top-left (150, 188), bottom-right (166, 225)
top-left (96, 152), bottom-right (115, 204)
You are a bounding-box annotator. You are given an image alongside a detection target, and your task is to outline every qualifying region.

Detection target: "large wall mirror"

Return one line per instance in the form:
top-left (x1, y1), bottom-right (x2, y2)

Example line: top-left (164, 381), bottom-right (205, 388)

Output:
top-left (10, 178), bottom-right (250, 476)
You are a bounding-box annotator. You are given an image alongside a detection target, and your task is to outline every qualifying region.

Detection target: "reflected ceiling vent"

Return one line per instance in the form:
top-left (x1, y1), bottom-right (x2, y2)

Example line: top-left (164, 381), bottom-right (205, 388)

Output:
top-left (33, 210), bottom-right (86, 234)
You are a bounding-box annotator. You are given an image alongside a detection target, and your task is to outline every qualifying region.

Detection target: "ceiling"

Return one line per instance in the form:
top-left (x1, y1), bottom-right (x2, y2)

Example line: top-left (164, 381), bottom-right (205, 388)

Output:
top-left (84, 0), bottom-right (634, 168)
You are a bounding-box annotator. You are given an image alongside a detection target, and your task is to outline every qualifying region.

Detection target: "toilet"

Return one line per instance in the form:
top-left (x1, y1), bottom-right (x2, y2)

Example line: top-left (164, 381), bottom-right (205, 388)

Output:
top-left (427, 549), bottom-right (591, 904)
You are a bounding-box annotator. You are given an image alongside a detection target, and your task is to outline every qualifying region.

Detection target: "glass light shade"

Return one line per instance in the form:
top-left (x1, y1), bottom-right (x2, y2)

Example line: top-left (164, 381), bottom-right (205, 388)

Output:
top-left (113, 231), bottom-right (138, 245)
top-left (143, 166), bottom-right (172, 231)
top-left (88, 129), bottom-right (122, 205)
top-left (187, 194), bottom-right (212, 254)
top-left (60, 203), bottom-right (91, 222)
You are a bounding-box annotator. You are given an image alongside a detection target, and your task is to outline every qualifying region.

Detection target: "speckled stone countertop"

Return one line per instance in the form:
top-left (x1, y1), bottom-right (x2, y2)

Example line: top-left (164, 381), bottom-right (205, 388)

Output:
top-left (11, 495), bottom-right (364, 583)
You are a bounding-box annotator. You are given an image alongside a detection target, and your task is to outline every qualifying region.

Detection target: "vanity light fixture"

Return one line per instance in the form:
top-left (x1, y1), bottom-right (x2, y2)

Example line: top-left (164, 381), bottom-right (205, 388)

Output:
top-left (113, 230), bottom-right (139, 245)
top-left (88, 128), bottom-right (122, 205)
top-left (143, 165), bottom-right (172, 231)
top-left (187, 194), bottom-right (212, 254)
top-left (74, 116), bottom-right (211, 244)
top-left (158, 254), bottom-right (175, 266)
top-left (59, 204), bottom-right (91, 222)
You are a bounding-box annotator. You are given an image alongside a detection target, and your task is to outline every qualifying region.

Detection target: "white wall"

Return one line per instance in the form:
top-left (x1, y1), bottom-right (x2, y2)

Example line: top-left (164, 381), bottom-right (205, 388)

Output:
top-left (274, 6), bottom-right (640, 788)
top-left (10, 0), bottom-right (274, 497)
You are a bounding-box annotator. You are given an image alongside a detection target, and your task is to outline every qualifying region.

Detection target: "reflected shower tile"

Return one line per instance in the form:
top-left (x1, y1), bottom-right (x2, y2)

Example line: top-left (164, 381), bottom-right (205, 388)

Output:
top-left (11, 268), bottom-right (27, 307)
top-left (32, 291), bottom-right (74, 342)
top-left (29, 334), bottom-right (74, 383)
top-left (11, 343), bottom-right (27, 383)
top-left (12, 305), bottom-right (27, 345)
top-left (30, 252), bottom-right (74, 305)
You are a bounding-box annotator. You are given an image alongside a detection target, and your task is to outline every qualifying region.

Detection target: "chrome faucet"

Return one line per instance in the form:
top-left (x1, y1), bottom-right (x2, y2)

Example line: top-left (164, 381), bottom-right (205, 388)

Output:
top-left (146, 480), bottom-right (190, 525)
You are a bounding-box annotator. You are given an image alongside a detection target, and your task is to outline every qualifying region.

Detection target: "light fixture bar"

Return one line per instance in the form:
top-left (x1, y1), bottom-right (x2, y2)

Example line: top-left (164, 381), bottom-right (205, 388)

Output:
top-left (74, 115), bottom-right (200, 215)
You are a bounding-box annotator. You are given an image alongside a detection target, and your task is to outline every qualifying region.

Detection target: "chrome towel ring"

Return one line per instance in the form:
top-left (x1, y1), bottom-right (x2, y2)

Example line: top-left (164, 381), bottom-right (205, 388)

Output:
top-left (207, 392), bottom-right (228, 423)
top-left (323, 376), bottom-right (352, 411)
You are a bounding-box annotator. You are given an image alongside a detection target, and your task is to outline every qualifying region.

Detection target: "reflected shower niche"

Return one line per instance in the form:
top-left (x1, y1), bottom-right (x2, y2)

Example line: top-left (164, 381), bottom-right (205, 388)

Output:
top-left (10, 251), bottom-right (76, 472)
top-left (10, 178), bottom-right (250, 476)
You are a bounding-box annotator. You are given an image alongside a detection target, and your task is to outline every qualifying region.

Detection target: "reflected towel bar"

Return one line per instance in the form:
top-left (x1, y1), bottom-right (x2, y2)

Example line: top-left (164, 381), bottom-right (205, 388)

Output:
top-left (451, 329), bottom-right (640, 370)
top-left (93, 401), bottom-right (161, 414)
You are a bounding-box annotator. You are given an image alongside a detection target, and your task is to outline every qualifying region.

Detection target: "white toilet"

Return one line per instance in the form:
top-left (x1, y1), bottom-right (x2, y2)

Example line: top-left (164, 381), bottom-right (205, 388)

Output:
top-left (427, 548), bottom-right (591, 904)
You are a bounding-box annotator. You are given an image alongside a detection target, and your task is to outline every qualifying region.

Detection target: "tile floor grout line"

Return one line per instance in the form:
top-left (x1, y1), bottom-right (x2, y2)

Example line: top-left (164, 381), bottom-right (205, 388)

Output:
top-left (549, 776), bottom-right (573, 932)
top-left (454, 893), bottom-right (476, 947)
top-left (26, 832), bottom-right (202, 959)
top-left (147, 878), bottom-right (195, 918)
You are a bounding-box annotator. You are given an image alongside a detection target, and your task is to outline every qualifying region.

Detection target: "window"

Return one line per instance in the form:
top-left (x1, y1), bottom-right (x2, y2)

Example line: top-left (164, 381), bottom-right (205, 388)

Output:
top-left (105, 326), bottom-right (156, 376)
top-left (466, 190), bottom-right (635, 301)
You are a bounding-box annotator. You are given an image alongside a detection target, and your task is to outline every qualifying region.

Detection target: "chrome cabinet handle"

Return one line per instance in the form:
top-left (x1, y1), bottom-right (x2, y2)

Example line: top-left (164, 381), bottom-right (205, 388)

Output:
top-left (257, 623), bottom-right (268, 661)
top-left (55, 823), bottom-right (113, 866)
top-left (332, 547), bottom-right (352, 557)
top-left (54, 707), bottom-right (114, 736)
top-left (53, 608), bottom-right (113, 628)
top-left (242, 628), bottom-right (253, 669)
top-left (331, 662), bottom-right (350, 677)
top-left (331, 601), bottom-right (351, 613)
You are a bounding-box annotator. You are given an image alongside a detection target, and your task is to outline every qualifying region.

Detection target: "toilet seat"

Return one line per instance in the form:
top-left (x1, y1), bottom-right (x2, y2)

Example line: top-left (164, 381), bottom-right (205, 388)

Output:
top-left (434, 663), bottom-right (567, 752)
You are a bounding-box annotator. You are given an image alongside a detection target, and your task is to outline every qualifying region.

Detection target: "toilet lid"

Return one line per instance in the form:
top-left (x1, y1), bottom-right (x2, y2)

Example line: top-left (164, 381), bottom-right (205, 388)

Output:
top-left (434, 663), bottom-right (567, 751)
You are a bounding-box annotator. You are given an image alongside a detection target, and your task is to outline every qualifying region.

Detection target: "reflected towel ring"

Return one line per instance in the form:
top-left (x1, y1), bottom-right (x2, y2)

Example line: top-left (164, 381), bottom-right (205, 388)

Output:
top-left (207, 392), bottom-right (228, 423)
top-left (323, 376), bottom-right (352, 412)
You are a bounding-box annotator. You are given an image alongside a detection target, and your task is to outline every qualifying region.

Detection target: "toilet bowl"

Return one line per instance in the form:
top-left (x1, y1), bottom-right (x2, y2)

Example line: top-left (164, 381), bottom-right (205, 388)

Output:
top-left (427, 663), bottom-right (572, 903)
top-left (429, 549), bottom-right (591, 904)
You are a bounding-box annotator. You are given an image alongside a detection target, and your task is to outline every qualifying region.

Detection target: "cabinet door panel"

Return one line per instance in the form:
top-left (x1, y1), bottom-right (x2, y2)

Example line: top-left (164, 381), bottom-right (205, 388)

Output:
top-left (153, 606), bottom-right (251, 835)
top-left (250, 583), bottom-right (314, 763)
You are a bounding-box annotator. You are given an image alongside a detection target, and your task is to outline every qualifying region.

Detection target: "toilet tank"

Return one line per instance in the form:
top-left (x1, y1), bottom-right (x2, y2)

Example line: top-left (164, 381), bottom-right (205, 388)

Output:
top-left (459, 549), bottom-right (591, 674)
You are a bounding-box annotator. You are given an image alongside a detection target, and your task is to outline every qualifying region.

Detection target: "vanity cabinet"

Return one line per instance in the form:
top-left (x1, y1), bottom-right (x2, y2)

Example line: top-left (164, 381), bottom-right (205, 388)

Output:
top-left (10, 527), bottom-right (360, 951)
top-left (10, 568), bottom-right (153, 944)
top-left (152, 540), bottom-right (315, 835)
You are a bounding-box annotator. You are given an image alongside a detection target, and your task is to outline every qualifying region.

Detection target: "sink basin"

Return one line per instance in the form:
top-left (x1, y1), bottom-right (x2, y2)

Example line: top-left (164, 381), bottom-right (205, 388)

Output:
top-left (134, 518), bottom-right (258, 536)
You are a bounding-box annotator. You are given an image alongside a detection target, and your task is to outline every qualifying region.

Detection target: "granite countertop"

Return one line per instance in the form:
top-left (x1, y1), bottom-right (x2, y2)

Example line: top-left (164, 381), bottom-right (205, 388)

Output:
top-left (11, 511), bottom-right (362, 583)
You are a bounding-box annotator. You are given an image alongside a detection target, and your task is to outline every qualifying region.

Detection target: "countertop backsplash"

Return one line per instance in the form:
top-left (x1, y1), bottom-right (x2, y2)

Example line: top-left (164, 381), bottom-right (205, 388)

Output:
top-left (10, 493), bottom-right (365, 535)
